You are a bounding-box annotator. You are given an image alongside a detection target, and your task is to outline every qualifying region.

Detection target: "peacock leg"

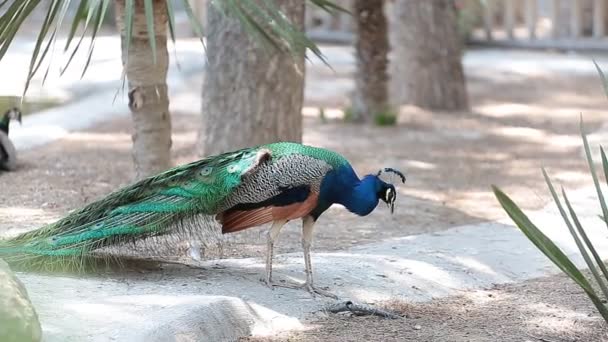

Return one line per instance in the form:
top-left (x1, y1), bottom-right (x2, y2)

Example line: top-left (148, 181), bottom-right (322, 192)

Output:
top-left (263, 219), bottom-right (287, 287)
top-left (300, 216), bottom-right (337, 299)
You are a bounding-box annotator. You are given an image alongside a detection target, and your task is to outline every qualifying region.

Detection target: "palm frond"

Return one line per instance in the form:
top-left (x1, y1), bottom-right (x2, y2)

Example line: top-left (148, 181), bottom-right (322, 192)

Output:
top-left (308, 0), bottom-right (350, 14)
top-left (143, 0), bottom-right (156, 65)
top-left (593, 59), bottom-right (608, 99)
top-left (181, 0), bottom-right (204, 48)
top-left (0, 0), bottom-right (343, 96)
top-left (213, 0), bottom-right (329, 63)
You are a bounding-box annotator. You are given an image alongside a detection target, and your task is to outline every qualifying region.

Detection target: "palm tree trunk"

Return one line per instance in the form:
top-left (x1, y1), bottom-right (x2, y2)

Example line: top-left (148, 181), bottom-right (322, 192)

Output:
top-left (114, 0), bottom-right (171, 179)
top-left (351, 0), bottom-right (389, 123)
top-left (198, 0), bottom-right (305, 156)
top-left (389, 0), bottom-right (469, 111)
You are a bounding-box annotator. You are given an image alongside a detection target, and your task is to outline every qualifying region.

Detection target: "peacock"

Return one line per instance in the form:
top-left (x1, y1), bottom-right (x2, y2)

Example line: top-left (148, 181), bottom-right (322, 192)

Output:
top-left (0, 142), bottom-right (405, 297)
top-left (0, 107), bottom-right (21, 171)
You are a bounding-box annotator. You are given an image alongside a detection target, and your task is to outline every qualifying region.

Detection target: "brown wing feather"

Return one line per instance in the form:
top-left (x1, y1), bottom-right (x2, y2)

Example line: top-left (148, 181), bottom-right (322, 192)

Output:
top-left (220, 192), bottom-right (319, 233)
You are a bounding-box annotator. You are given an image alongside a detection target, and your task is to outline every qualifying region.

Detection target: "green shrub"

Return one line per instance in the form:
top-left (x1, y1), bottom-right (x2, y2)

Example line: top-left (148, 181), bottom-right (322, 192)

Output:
top-left (373, 109), bottom-right (397, 126)
top-left (343, 106), bottom-right (397, 126)
top-left (343, 106), bottom-right (354, 122)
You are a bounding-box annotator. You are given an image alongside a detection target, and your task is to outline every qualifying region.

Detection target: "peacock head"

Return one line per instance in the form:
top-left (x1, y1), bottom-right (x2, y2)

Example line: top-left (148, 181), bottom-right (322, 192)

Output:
top-left (0, 107), bottom-right (22, 133)
top-left (375, 168), bottom-right (406, 214)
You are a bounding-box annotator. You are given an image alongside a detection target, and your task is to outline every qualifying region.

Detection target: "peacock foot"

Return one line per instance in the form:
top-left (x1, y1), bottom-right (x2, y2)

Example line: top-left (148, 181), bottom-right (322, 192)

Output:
top-left (264, 279), bottom-right (338, 299)
top-left (300, 282), bottom-right (338, 299)
top-left (260, 277), bottom-right (277, 289)
top-left (260, 277), bottom-right (292, 290)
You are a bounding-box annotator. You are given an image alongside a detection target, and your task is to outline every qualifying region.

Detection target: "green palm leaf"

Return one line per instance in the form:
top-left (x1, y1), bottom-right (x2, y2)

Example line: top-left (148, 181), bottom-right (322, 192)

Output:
top-left (493, 186), bottom-right (608, 320)
top-left (593, 59), bottom-right (608, 99)
top-left (143, 0), bottom-right (156, 65)
top-left (0, 0), bottom-right (344, 96)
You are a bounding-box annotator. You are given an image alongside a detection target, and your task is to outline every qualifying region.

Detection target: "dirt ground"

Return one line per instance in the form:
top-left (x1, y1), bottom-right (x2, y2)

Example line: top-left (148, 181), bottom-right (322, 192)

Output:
top-left (1, 53), bottom-right (607, 258)
top-left (1, 48), bottom-right (608, 340)
top-left (243, 272), bottom-right (608, 342)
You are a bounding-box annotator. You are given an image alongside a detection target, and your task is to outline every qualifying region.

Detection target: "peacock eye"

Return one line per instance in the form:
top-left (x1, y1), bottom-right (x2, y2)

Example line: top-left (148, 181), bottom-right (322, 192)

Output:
top-left (200, 167), bottom-right (212, 176)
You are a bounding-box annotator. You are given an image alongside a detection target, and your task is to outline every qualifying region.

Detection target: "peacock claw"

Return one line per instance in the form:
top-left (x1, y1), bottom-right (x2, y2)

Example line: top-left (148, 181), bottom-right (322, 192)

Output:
top-left (264, 280), bottom-right (338, 299)
top-left (302, 283), bottom-right (338, 299)
top-left (261, 278), bottom-right (275, 289)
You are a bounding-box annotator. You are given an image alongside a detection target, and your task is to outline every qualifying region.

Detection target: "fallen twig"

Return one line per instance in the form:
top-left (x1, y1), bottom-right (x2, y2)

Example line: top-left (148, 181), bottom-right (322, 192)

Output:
top-left (327, 300), bottom-right (402, 319)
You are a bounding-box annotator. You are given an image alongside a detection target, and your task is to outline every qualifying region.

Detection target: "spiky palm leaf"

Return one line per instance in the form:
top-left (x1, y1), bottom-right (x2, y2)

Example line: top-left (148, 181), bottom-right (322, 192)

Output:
top-left (493, 64), bottom-right (608, 322)
top-left (0, 0), bottom-right (348, 97)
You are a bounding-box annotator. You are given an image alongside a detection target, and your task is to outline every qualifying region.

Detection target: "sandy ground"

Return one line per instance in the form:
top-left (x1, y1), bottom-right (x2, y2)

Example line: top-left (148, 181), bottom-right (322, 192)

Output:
top-left (1, 48), bottom-right (608, 341)
top-left (1, 54), bottom-right (607, 258)
top-left (243, 271), bottom-right (608, 342)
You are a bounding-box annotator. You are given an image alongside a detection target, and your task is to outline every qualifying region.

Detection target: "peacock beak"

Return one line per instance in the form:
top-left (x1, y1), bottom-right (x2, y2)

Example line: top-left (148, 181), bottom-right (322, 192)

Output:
top-left (383, 187), bottom-right (397, 214)
top-left (386, 199), bottom-right (395, 214)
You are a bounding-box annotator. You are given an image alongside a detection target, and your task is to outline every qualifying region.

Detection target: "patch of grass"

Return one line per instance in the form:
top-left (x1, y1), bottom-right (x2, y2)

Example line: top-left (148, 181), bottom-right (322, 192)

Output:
top-left (343, 106), bottom-right (397, 126)
top-left (374, 109), bottom-right (397, 126)
top-left (343, 106), bottom-right (355, 122)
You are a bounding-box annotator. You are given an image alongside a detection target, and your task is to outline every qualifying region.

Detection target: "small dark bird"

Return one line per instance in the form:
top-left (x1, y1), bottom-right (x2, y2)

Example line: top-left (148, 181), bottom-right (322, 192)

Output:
top-left (0, 142), bottom-right (405, 297)
top-left (0, 107), bottom-right (21, 171)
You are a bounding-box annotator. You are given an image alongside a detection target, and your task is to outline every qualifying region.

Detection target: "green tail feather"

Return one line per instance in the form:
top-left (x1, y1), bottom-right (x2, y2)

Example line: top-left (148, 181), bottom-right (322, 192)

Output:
top-left (0, 141), bottom-right (350, 271)
top-left (0, 146), bottom-right (268, 270)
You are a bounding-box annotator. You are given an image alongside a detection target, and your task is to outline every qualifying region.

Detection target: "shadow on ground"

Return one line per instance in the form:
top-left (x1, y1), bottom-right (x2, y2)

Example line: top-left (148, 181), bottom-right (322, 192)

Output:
top-left (244, 271), bottom-right (608, 342)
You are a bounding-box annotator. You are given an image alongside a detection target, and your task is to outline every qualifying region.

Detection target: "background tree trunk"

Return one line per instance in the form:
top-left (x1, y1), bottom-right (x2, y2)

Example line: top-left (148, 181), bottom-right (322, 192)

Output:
top-left (115, 0), bottom-right (171, 179)
top-left (389, 0), bottom-right (469, 111)
top-left (198, 0), bottom-right (305, 156)
top-left (351, 0), bottom-right (389, 123)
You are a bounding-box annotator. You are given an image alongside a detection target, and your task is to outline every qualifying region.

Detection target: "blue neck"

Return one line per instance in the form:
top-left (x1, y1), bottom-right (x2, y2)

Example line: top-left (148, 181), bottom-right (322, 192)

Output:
top-left (334, 174), bottom-right (380, 216)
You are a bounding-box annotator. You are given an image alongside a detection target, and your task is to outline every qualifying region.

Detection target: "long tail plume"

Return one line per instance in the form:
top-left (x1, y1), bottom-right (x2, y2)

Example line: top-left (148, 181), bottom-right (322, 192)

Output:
top-left (0, 146), bottom-right (267, 271)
